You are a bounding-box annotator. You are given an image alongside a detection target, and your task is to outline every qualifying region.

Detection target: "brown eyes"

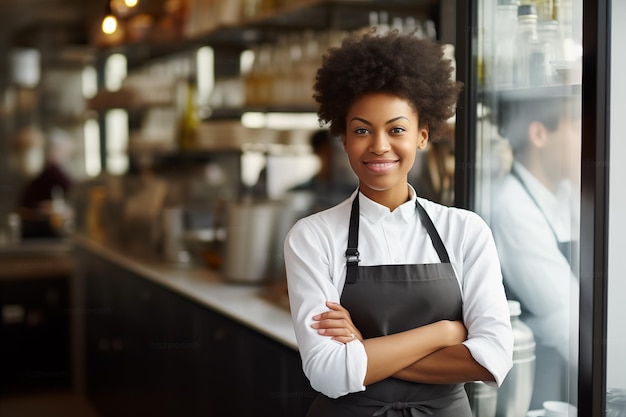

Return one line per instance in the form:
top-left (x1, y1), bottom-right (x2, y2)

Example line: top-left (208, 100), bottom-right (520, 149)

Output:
top-left (352, 127), bottom-right (407, 135)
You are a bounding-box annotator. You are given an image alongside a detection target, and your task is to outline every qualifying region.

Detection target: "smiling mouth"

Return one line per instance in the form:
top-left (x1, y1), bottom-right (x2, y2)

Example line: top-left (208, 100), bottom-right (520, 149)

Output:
top-left (364, 161), bottom-right (398, 173)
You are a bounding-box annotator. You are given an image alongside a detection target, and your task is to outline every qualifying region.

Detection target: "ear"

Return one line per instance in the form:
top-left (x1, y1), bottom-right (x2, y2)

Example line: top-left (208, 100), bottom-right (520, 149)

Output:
top-left (528, 121), bottom-right (548, 149)
top-left (417, 126), bottom-right (429, 150)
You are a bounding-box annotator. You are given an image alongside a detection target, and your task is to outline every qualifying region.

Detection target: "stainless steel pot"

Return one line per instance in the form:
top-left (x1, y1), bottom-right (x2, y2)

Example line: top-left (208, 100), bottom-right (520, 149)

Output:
top-left (466, 381), bottom-right (497, 417)
top-left (222, 199), bottom-right (282, 283)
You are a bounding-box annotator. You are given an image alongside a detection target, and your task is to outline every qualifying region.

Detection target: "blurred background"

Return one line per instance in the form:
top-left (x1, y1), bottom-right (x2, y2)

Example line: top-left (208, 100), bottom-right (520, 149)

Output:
top-left (0, 1), bottom-right (458, 416)
top-left (0, 1), bottom-right (624, 417)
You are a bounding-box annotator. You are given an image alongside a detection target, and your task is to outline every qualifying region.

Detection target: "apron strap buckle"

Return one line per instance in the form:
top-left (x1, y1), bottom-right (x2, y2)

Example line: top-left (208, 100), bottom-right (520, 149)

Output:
top-left (345, 248), bottom-right (360, 264)
top-left (345, 248), bottom-right (360, 284)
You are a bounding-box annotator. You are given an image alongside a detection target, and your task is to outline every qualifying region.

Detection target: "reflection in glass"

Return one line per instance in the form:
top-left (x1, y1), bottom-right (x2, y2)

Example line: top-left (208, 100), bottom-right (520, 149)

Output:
top-left (475, 1), bottom-right (582, 415)
top-left (489, 88), bottom-right (581, 411)
top-left (607, 3), bottom-right (626, 411)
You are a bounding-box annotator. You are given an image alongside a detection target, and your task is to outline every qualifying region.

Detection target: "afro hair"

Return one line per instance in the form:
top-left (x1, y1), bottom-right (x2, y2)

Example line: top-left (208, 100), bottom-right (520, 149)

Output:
top-left (313, 30), bottom-right (462, 142)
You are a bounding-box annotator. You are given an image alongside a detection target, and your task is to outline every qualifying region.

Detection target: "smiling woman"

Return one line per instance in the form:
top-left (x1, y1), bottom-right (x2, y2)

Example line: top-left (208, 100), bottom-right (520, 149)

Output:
top-left (343, 93), bottom-right (428, 210)
top-left (284, 30), bottom-right (514, 417)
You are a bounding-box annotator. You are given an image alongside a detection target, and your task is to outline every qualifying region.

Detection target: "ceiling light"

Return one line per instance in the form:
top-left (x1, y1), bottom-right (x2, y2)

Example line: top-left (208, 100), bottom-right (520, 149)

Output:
top-left (102, 14), bottom-right (118, 34)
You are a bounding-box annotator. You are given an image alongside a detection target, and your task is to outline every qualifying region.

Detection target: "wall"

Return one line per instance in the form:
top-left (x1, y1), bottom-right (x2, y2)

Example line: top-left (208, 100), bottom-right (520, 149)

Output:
top-left (607, 0), bottom-right (626, 390)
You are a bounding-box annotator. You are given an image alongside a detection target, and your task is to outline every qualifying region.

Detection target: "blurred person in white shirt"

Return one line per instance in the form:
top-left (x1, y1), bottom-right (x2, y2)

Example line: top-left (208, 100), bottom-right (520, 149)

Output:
top-left (490, 90), bottom-right (581, 409)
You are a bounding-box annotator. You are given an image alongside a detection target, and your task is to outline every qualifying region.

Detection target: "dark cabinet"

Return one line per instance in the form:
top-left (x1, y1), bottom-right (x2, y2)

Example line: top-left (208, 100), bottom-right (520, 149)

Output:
top-left (77, 247), bottom-right (314, 417)
top-left (0, 272), bottom-right (71, 393)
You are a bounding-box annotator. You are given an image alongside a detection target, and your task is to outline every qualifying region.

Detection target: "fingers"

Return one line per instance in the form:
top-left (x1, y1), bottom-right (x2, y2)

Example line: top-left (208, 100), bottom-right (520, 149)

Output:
top-left (311, 317), bottom-right (351, 333)
top-left (325, 301), bottom-right (347, 311)
top-left (332, 333), bottom-right (357, 344)
top-left (312, 302), bottom-right (350, 322)
top-left (311, 301), bottom-right (360, 344)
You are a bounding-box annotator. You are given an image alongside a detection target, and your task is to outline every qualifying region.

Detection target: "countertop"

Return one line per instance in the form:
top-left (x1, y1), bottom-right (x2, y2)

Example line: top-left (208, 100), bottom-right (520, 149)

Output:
top-left (0, 238), bottom-right (75, 280)
top-left (74, 235), bottom-right (298, 351)
top-left (0, 238), bottom-right (73, 257)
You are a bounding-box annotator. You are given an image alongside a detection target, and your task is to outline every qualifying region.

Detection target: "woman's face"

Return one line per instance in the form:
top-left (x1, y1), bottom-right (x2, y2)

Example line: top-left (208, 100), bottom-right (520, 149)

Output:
top-left (343, 92), bottom-right (428, 208)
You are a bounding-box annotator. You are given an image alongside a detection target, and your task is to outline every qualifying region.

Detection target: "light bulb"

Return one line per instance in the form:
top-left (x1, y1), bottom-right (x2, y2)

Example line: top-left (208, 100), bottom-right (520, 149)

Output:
top-left (124, 0), bottom-right (138, 7)
top-left (102, 15), bottom-right (118, 34)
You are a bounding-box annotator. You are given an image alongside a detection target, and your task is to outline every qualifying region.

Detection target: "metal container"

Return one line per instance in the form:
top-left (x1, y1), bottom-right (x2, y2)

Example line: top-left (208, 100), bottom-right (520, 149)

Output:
top-left (466, 381), bottom-right (498, 417)
top-left (496, 300), bottom-right (536, 417)
top-left (607, 388), bottom-right (626, 417)
top-left (222, 199), bottom-right (281, 283)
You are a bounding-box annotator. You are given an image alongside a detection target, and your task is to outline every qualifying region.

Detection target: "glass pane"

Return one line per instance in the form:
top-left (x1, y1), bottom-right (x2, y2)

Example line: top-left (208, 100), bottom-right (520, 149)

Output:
top-left (607, 3), bottom-right (626, 415)
top-left (475, 1), bottom-right (582, 416)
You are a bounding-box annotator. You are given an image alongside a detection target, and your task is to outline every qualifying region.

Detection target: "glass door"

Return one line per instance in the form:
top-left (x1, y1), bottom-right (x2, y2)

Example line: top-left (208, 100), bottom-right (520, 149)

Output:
top-left (607, 0), bottom-right (626, 408)
top-left (472, 1), bottom-right (582, 415)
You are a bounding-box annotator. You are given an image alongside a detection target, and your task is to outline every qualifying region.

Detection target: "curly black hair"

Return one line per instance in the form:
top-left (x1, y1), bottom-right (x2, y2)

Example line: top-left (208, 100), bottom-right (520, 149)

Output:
top-left (313, 30), bottom-right (462, 142)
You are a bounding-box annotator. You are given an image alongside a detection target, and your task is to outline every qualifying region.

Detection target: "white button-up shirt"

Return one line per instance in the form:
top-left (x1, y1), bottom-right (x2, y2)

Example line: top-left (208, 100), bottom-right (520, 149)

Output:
top-left (284, 187), bottom-right (513, 399)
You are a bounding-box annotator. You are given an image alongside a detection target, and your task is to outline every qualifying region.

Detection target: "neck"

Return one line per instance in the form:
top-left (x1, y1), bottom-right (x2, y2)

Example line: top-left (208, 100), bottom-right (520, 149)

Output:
top-left (516, 155), bottom-right (560, 194)
top-left (359, 184), bottom-right (412, 211)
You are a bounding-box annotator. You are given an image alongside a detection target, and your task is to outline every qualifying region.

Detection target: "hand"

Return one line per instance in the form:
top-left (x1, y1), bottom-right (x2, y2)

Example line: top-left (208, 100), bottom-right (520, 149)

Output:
top-left (311, 301), bottom-right (362, 344)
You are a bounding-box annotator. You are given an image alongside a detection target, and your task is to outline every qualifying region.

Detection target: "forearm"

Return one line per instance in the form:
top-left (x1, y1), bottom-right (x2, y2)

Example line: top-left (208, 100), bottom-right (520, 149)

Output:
top-left (392, 344), bottom-right (495, 384)
top-left (362, 321), bottom-right (462, 386)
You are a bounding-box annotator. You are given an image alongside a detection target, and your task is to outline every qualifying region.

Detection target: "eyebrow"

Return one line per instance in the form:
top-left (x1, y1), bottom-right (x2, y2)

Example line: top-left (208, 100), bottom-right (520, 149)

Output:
top-left (350, 116), bottom-right (410, 125)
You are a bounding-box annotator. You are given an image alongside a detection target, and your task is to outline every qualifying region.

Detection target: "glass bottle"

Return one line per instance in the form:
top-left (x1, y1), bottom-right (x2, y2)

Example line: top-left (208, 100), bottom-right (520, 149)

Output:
top-left (513, 4), bottom-right (547, 87)
top-left (178, 80), bottom-right (199, 150)
top-left (493, 0), bottom-right (520, 89)
top-left (368, 11), bottom-right (390, 35)
top-left (530, 0), bottom-right (555, 21)
top-left (537, 19), bottom-right (566, 85)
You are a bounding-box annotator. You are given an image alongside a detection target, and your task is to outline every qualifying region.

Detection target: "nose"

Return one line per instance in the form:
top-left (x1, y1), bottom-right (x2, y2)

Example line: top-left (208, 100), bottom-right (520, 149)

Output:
top-left (369, 132), bottom-right (391, 155)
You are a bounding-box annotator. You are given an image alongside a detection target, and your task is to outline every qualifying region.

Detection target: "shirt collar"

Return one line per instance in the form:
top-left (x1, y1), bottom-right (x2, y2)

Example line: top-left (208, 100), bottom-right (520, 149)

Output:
top-left (356, 184), bottom-right (417, 225)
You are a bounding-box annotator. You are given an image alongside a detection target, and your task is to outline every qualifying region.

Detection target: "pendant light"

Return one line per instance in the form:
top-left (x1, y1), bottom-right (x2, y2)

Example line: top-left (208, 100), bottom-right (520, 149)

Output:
top-left (101, 2), bottom-right (118, 35)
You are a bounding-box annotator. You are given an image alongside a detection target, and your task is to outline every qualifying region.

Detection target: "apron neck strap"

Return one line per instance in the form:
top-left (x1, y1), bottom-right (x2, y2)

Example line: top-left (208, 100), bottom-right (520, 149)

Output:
top-left (416, 201), bottom-right (450, 263)
top-left (345, 194), bottom-right (451, 284)
top-left (345, 195), bottom-right (361, 284)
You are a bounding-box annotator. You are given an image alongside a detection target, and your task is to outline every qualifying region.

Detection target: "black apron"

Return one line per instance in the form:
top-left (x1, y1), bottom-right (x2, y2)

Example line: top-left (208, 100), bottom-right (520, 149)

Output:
top-left (306, 195), bottom-right (471, 417)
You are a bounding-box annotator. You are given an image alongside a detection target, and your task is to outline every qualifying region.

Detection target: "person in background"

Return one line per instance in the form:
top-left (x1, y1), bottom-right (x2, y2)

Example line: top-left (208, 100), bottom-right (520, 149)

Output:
top-left (490, 91), bottom-right (581, 409)
top-left (291, 128), bottom-right (357, 212)
top-left (17, 128), bottom-right (75, 238)
top-left (284, 30), bottom-right (513, 416)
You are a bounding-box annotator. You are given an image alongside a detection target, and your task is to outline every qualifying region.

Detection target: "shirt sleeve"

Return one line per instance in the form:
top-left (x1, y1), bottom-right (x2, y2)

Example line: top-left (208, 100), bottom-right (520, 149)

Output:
top-left (459, 213), bottom-right (514, 388)
top-left (283, 217), bottom-right (368, 398)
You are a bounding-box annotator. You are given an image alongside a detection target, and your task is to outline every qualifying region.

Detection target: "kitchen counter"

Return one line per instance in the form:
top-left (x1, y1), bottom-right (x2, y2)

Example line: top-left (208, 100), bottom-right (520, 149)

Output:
top-left (73, 235), bottom-right (298, 350)
top-left (0, 238), bottom-right (74, 280)
top-left (0, 238), bottom-right (73, 257)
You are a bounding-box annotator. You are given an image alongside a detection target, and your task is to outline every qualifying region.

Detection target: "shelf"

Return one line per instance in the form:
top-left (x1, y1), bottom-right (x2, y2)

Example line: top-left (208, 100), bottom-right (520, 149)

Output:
top-left (126, 142), bottom-right (245, 161)
top-left (98, 0), bottom-right (439, 67)
top-left (41, 113), bottom-right (87, 127)
top-left (87, 89), bottom-right (175, 112)
top-left (481, 84), bottom-right (582, 105)
top-left (232, 0), bottom-right (437, 33)
top-left (204, 105), bottom-right (318, 120)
